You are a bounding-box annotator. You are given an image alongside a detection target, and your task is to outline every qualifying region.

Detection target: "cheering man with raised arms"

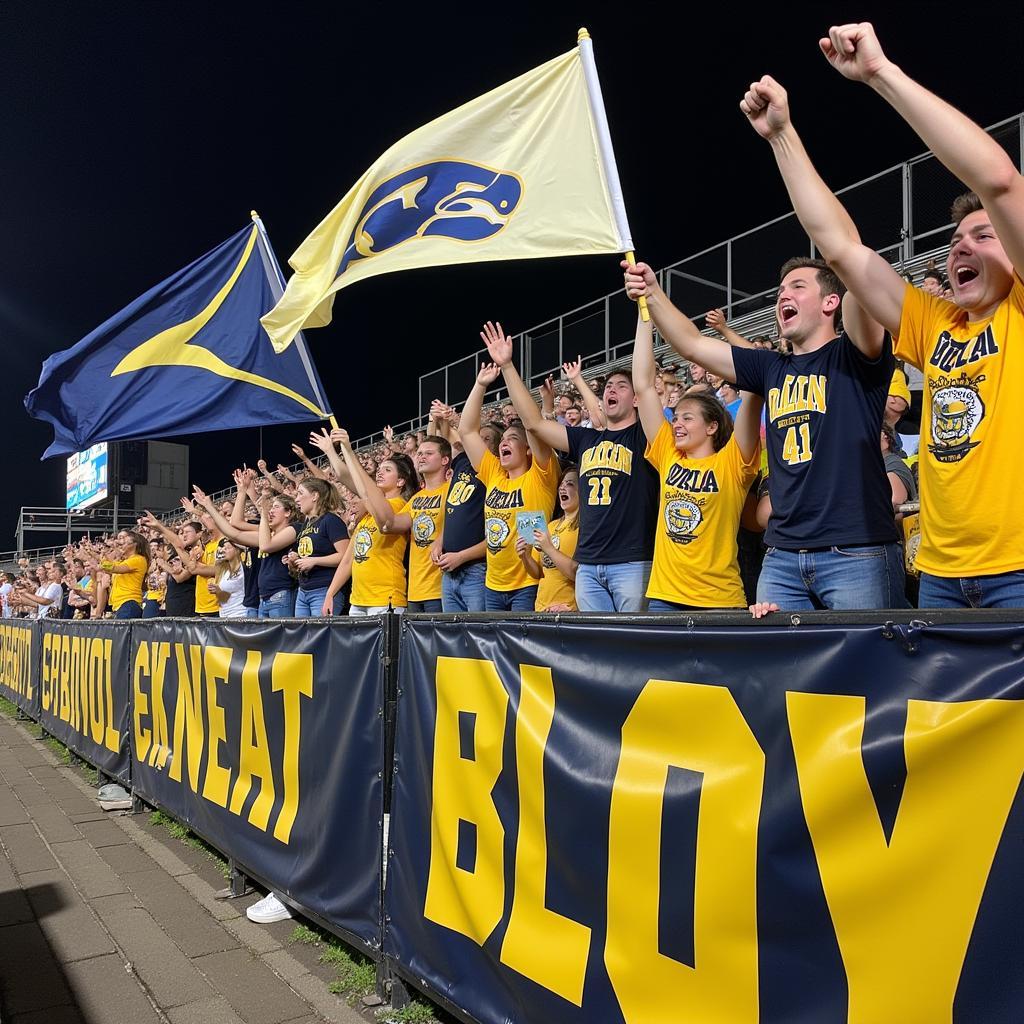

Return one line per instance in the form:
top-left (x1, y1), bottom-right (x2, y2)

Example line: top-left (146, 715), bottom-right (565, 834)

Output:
top-left (741, 23), bottom-right (1024, 608)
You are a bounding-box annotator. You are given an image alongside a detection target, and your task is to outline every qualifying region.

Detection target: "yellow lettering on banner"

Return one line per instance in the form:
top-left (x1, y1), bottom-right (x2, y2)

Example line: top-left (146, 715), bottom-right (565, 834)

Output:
top-left (787, 694), bottom-right (1024, 1023)
top-left (271, 652), bottom-right (313, 844)
top-left (170, 644), bottom-right (205, 791)
top-left (500, 664), bottom-right (591, 1005)
top-left (41, 633), bottom-right (52, 712)
top-left (148, 642), bottom-right (172, 769)
top-left (605, 680), bottom-right (763, 1024)
top-left (230, 651), bottom-right (275, 830)
top-left (88, 641), bottom-right (105, 744)
top-left (424, 657), bottom-right (507, 945)
top-left (202, 647), bottom-right (232, 808)
top-left (69, 637), bottom-right (81, 731)
top-left (58, 635), bottom-right (71, 723)
top-left (103, 639), bottom-right (118, 753)
top-left (132, 643), bottom-right (152, 763)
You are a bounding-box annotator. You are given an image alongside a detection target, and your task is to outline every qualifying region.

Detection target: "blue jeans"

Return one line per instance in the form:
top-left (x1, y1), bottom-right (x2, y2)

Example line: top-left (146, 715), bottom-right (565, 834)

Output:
top-left (407, 598), bottom-right (443, 613)
top-left (294, 586), bottom-right (329, 617)
top-left (115, 600), bottom-right (143, 620)
top-left (258, 588), bottom-right (296, 618)
top-left (575, 561), bottom-right (652, 612)
top-left (918, 570), bottom-right (1024, 609)
top-left (756, 543), bottom-right (908, 610)
top-left (441, 561), bottom-right (487, 612)
top-left (243, 605), bottom-right (259, 618)
top-left (142, 599), bottom-right (162, 618)
top-left (648, 598), bottom-right (734, 612)
top-left (485, 585), bottom-right (538, 612)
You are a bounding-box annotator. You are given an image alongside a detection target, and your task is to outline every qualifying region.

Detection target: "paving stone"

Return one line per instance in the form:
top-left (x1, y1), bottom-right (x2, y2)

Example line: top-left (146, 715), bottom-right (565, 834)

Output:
top-left (0, 921), bottom-right (75, 1014)
top-left (0, 794), bottom-right (30, 826)
top-left (121, 868), bottom-right (239, 957)
top-left (63, 953), bottom-right (164, 1023)
top-left (222, 913), bottom-right (284, 955)
top-left (19, 868), bottom-right (117, 963)
top-left (49, 839), bottom-right (127, 898)
top-left (74, 818), bottom-right (130, 848)
top-left (192, 948), bottom-right (312, 1024)
top-left (96, 840), bottom-right (157, 876)
top-left (9, 780), bottom-right (51, 808)
top-left (90, 901), bottom-right (215, 1008)
top-left (9, 1003), bottom-right (85, 1024)
top-left (29, 804), bottom-right (82, 844)
top-left (0, 822), bottom-right (57, 874)
top-left (176, 872), bottom-right (242, 920)
top-left (165, 995), bottom-right (247, 1024)
top-left (67, 810), bottom-right (108, 824)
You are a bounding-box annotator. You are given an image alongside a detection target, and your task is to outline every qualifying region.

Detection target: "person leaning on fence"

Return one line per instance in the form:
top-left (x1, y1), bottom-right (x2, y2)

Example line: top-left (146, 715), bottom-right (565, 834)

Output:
top-left (458, 355), bottom-right (559, 612)
top-left (747, 23), bottom-right (1024, 608)
top-left (482, 321), bottom-right (659, 612)
top-left (317, 432), bottom-right (413, 616)
top-left (633, 314), bottom-right (763, 610)
top-left (624, 249), bottom-right (906, 614)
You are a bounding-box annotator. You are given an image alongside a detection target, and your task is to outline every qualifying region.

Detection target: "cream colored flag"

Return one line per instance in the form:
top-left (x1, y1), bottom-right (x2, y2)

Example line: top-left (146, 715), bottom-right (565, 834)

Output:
top-left (262, 31), bottom-right (632, 351)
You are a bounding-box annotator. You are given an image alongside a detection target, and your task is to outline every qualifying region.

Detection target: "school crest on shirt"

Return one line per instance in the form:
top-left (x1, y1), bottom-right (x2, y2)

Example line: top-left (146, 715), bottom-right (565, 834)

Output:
top-left (927, 372), bottom-right (986, 463)
top-left (297, 535), bottom-right (314, 557)
top-left (412, 513), bottom-right (436, 547)
top-left (353, 527), bottom-right (373, 564)
top-left (485, 516), bottom-right (510, 554)
top-left (539, 533), bottom-right (561, 569)
top-left (664, 498), bottom-right (702, 544)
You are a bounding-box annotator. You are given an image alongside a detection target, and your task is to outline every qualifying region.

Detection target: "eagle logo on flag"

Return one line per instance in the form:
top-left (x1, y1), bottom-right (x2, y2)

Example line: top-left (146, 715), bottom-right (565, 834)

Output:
top-left (338, 160), bottom-right (524, 276)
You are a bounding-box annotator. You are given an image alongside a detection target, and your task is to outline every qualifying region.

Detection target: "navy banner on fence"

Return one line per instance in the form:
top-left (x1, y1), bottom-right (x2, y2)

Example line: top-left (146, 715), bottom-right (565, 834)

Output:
top-left (384, 617), bottom-right (1024, 1024)
top-left (128, 618), bottom-right (384, 949)
top-left (0, 621), bottom-right (37, 718)
top-left (37, 619), bottom-right (132, 783)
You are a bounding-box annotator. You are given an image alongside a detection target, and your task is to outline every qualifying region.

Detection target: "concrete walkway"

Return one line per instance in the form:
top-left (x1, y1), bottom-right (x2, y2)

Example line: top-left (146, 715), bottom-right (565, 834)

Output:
top-left (0, 713), bottom-right (366, 1024)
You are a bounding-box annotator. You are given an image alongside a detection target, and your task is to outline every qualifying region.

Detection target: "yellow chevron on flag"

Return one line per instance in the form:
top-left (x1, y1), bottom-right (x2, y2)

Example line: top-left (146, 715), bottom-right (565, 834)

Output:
top-left (262, 36), bottom-right (631, 351)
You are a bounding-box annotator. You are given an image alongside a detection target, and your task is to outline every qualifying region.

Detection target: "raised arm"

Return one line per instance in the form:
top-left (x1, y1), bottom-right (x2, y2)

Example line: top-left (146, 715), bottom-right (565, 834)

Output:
top-left (562, 356), bottom-right (605, 428)
top-left (334, 427), bottom-right (411, 535)
top-left (631, 314), bottom-right (669, 442)
top-left (193, 485), bottom-right (259, 547)
top-left (457, 362), bottom-right (502, 472)
top-left (308, 428), bottom-right (356, 491)
top-left (480, 321), bottom-right (561, 462)
top-left (706, 309), bottom-right (754, 349)
top-left (741, 75), bottom-right (902, 343)
top-left (732, 392), bottom-right (766, 463)
top-left (821, 22), bottom-right (1024, 277)
top-left (291, 444), bottom-right (328, 481)
top-left (622, 262), bottom-right (739, 381)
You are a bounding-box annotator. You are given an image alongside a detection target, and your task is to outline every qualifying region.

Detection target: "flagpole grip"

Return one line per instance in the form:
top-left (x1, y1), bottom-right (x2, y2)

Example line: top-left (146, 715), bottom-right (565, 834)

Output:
top-left (328, 415), bottom-right (339, 430)
top-left (625, 250), bottom-right (650, 323)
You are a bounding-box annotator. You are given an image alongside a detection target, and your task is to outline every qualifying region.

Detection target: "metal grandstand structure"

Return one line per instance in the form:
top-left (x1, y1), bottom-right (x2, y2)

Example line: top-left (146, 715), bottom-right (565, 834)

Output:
top-left (4, 112), bottom-right (1021, 571)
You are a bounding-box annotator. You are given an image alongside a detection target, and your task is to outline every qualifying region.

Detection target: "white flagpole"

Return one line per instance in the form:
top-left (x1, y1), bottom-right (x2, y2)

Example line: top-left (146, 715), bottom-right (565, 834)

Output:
top-left (576, 28), bottom-right (649, 322)
top-left (250, 211), bottom-right (336, 425)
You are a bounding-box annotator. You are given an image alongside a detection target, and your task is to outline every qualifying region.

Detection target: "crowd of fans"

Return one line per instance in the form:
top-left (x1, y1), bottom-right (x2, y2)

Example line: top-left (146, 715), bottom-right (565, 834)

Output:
top-left (3, 23), bottom-right (1020, 618)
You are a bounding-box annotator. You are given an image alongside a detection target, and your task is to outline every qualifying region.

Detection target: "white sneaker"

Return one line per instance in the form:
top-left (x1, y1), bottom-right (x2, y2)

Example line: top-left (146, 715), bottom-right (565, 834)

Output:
top-left (246, 892), bottom-right (292, 923)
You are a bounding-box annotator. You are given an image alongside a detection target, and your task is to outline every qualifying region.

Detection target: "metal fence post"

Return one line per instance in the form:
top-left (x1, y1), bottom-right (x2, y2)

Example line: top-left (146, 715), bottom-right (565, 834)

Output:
top-left (726, 240), bottom-right (733, 319)
top-left (604, 294), bottom-right (610, 360)
top-left (903, 160), bottom-right (914, 262)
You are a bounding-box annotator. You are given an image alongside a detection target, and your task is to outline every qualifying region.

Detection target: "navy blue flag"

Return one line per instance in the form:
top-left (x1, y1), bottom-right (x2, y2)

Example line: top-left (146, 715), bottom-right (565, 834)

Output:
top-left (25, 221), bottom-right (332, 458)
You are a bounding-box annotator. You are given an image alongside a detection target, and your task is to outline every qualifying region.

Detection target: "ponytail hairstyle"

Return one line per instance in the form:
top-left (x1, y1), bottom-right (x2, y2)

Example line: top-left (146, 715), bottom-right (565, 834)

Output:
top-left (122, 531), bottom-right (152, 574)
top-left (297, 478), bottom-right (339, 519)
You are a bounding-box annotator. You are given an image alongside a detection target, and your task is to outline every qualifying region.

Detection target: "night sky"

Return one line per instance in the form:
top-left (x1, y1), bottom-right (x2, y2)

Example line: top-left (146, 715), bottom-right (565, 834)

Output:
top-left (3, 2), bottom-right (1021, 543)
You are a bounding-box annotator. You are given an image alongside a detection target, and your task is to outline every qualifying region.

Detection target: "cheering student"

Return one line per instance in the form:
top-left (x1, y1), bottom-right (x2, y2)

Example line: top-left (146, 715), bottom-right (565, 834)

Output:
top-left (515, 465), bottom-right (581, 611)
top-left (741, 23), bottom-right (1024, 608)
top-left (482, 321), bottom-right (659, 612)
top-left (207, 539), bottom-right (246, 618)
top-left (458, 358), bottom-right (559, 611)
top-left (315, 432), bottom-right (414, 616)
top-left (94, 530), bottom-right (150, 620)
top-left (633, 316), bottom-right (763, 609)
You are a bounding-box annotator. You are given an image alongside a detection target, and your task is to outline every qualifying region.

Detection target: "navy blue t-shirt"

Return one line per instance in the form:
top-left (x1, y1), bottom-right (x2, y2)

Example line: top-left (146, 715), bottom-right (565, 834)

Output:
top-left (441, 451), bottom-right (486, 562)
top-left (295, 513), bottom-right (349, 590)
top-left (732, 333), bottom-right (898, 549)
top-left (565, 420), bottom-right (659, 564)
top-left (256, 545), bottom-right (295, 600)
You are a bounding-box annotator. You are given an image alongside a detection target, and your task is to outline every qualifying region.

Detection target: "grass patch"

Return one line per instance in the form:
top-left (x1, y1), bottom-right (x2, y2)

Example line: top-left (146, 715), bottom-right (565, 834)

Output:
top-left (43, 736), bottom-right (73, 765)
top-left (288, 921), bottom-right (377, 1002)
top-left (376, 1002), bottom-right (439, 1024)
top-left (0, 696), bottom-right (19, 717)
top-left (148, 810), bottom-right (231, 878)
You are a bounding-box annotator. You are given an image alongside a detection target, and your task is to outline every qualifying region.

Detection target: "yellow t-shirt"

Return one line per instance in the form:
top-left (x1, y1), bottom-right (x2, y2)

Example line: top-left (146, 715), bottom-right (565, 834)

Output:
top-left (400, 482), bottom-right (448, 602)
top-left (351, 501), bottom-right (409, 608)
top-left (477, 449), bottom-right (560, 592)
top-left (895, 277), bottom-right (1024, 576)
top-left (194, 539), bottom-right (221, 614)
top-left (110, 554), bottom-right (147, 610)
top-left (645, 420), bottom-right (759, 608)
top-left (532, 516), bottom-right (579, 611)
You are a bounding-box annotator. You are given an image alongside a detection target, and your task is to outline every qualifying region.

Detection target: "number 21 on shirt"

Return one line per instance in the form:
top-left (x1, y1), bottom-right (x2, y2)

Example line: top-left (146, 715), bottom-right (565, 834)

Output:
top-left (587, 476), bottom-right (612, 506)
